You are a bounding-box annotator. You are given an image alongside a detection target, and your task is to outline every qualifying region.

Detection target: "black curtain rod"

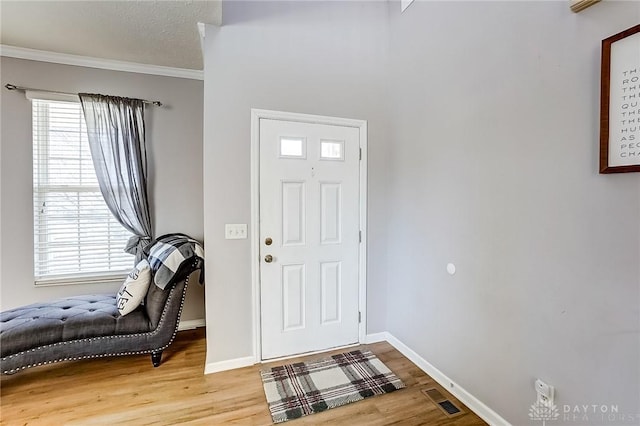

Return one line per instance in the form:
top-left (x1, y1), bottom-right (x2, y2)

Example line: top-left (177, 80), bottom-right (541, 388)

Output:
top-left (4, 84), bottom-right (163, 107)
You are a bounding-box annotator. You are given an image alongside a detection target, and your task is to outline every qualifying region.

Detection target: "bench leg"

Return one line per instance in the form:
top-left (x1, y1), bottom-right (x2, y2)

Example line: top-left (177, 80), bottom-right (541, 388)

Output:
top-left (151, 351), bottom-right (162, 367)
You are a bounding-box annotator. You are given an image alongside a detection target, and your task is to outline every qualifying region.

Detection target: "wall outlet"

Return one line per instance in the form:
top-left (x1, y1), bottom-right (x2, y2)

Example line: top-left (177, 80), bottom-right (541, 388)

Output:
top-left (535, 379), bottom-right (554, 405)
top-left (225, 224), bottom-right (247, 239)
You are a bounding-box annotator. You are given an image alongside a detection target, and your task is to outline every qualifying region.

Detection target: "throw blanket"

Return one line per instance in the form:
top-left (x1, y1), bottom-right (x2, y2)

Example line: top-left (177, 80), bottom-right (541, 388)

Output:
top-left (146, 234), bottom-right (205, 289)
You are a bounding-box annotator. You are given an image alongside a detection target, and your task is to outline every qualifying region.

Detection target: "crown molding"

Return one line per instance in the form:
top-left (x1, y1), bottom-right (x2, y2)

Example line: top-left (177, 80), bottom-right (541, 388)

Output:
top-left (0, 45), bottom-right (203, 81)
top-left (401, 0), bottom-right (414, 12)
top-left (197, 22), bottom-right (207, 40)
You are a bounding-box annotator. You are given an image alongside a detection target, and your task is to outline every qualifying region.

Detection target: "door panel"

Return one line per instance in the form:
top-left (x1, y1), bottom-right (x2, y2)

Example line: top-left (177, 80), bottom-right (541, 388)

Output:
top-left (282, 264), bottom-right (305, 331)
top-left (282, 181), bottom-right (305, 246)
top-left (260, 118), bottom-right (360, 360)
top-left (320, 183), bottom-right (341, 244)
top-left (320, 261), bottom-right (341, 324)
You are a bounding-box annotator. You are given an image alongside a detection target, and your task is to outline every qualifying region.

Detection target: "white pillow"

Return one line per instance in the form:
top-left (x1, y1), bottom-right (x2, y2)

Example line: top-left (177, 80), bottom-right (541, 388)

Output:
top-left (116, 259), bottom-right (152, 316)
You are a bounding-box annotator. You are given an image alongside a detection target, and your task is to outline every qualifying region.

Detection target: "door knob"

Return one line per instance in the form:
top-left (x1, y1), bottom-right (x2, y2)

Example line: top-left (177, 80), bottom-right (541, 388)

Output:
top-left (264, 254), bottom-right (273, 263)
top-left (265, 237), bottom-right (273, 246)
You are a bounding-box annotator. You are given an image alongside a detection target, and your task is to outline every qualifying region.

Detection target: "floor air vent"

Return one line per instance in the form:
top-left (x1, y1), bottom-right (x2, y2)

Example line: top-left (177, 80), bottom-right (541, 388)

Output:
top-left (421, 388), bottom-right (464, 418)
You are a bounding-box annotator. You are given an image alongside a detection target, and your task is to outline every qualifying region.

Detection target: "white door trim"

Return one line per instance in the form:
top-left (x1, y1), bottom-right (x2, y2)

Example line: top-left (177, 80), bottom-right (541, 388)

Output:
top-left (250, 109), bottom-right (368, 363)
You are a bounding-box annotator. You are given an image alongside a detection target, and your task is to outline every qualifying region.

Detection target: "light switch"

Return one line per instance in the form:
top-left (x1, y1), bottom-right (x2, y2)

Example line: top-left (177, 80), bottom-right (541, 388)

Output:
top-left (225, 224), bottom-right (247, 239)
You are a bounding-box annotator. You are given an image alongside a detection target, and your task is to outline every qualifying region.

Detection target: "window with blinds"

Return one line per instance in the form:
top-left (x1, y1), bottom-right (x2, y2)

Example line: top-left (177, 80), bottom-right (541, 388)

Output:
top-left (32, 99), bottom-right (133, 284)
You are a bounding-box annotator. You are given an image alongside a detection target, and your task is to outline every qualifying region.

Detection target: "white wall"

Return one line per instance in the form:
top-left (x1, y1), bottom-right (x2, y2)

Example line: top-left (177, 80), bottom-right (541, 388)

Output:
top-left (0, 57), bottom-right (205, 322)
top-left (202, 1), bottom-right (391, 364)
top-left (386, 1), bottom-right (640, 424)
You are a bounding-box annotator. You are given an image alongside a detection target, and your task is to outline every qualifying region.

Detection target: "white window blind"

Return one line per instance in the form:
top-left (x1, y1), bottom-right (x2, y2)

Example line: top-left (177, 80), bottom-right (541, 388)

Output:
top-left (32, 99), bottom-right (133, 284)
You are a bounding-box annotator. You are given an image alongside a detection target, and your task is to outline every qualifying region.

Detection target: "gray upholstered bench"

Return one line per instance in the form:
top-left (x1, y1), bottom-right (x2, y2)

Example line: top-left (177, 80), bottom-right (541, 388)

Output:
top-left (1, 233), bottom-right (204, 375)
top-left (1, 265), bottom-right (198, 375)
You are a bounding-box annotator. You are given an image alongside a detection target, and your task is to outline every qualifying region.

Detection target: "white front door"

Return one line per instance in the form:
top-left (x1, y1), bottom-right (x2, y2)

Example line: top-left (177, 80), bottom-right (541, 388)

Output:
top-left (259, 118), bottom-right (361, 360)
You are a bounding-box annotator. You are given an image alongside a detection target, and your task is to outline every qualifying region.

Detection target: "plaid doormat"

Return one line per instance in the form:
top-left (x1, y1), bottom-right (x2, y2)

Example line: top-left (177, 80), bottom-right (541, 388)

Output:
top-left (260, 349), bottom-right (405, 423)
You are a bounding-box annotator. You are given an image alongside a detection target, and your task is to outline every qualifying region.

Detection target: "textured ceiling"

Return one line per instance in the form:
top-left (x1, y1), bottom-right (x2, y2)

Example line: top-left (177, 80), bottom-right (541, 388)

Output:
top-left (0, 1), bottom-right (222, 70)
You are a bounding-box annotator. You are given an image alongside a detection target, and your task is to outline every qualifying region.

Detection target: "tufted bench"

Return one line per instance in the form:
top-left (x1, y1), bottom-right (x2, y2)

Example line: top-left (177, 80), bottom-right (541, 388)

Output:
top-left (0, 269), bottom-right (196, 375)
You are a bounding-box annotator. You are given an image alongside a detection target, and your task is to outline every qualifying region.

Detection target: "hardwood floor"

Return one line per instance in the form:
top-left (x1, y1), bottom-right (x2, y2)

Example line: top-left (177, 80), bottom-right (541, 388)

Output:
top-left (1, 329), bottom-right (487, 425)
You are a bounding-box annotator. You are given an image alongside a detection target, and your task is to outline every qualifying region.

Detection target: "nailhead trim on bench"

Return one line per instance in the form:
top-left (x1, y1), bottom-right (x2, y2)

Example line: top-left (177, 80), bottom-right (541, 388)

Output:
top-left (2, 274), bottom-right (192, 374)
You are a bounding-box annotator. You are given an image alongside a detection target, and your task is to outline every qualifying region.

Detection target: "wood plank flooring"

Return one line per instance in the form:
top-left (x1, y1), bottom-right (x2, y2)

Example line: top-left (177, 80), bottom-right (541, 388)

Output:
top-left (1, 329), bottom-right (487, 425)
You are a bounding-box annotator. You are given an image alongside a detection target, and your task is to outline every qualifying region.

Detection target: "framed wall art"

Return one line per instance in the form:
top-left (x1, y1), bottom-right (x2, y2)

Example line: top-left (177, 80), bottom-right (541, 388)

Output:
top-left (570, 0), bottom-right (600, 13)
top-left (600, 24), bottom-right (640, 174)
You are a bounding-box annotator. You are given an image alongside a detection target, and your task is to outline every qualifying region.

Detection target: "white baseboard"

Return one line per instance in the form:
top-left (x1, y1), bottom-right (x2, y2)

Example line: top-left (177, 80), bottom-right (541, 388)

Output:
top-left (204, 356), bottom-right (255, 375)
top-left (364, 332), bottom-right (388, 344)
top-left (178, 318), bottom-right (206, 331)
top-left (384, 333), bottom-right (510, 426)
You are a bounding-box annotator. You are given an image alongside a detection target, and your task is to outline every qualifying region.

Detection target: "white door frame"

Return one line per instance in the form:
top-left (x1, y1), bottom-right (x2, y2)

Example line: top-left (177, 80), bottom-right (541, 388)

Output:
top-left (250, 109), bottom-right (368, 363)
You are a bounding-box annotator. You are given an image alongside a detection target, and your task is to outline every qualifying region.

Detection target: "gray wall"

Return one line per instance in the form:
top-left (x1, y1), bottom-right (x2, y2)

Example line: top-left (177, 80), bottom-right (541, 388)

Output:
top-left (202, 1), bottom-right (391, 363)
top-left (0, 57), bottom-right (205, 322)
top-left (203, 0), bottom-right (639, 423)
top-left (386, 1), bottom-right (640, 424)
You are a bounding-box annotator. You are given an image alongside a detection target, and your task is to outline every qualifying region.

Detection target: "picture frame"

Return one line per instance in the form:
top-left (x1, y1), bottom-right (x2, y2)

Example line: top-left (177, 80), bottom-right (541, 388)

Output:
top-left (600, 24), bottom-right (640, 174)
top-left (570, 0), bottom-right (600, 13)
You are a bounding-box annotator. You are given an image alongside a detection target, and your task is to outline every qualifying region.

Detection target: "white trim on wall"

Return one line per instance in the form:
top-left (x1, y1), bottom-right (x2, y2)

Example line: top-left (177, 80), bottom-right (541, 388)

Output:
top-left (401, 0), bottom-right (415, 12)
top-left (376, 332), bottom-right (511, 426)
top-left (363, 332), bottom-right (387, 344)
top-left (250, 109), bottom-right (262, 364)
top-left (250, 109), bottom-right (368, 364)
top-left (358, 122), bottom-right (368, 345)
top-left (204, 356), bottom-right (255, 375)
top-left (177, 319), bottom-right (206, 331)
top-left (0, 45), bottom-right (204, 80)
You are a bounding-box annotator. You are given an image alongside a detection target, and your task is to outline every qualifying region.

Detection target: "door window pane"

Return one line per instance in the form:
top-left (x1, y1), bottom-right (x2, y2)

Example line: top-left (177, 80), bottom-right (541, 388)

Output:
top-left (280, 137), bottom-right (306, 158)
top-left (320, 140), bottom-right (344, 161)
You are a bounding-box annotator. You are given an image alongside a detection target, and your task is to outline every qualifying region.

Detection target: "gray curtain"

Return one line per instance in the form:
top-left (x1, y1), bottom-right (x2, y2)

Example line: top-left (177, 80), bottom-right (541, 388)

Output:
top-left (79, 93), bottom-right (153, 262)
